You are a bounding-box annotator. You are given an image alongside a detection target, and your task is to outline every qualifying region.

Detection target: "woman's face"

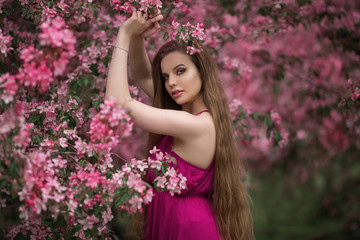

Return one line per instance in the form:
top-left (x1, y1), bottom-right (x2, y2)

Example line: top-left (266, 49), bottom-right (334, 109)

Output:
top-left (161, 51), bottom-right (202, 107)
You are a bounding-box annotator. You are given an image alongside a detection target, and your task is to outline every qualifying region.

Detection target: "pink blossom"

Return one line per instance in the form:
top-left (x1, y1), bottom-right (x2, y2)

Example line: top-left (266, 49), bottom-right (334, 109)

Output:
top-left (128, 195), bottom-right (143, 211)
top-left (149, 146), bottom-right (160, 154)
top-left (0, 28), bottom-right (13, 56)
top-left (52, 156), bottom-right (67, 168)
top-left (39, 17), bottom-right (76, 49)
top-left (84, 171), bottom-right (105, 189)
top-left (89, 97), bottom-right (133, 152)
top-left (17, 61), bottom-right (54, 93)
top-left (270, 110), bottom-right (282, 125)
top-left (139, 0), bottom-right (162, 12)
top-left (178, 173), bottom-right (187, 189)
top-left (101, 207), bottom-right (114, 224)
top-left (144, 189), bottom-right (154, 204)
top-left (12, 123), bottom-right (33, 150)
top-left (126, 172), bottom-right (143, 189)
top-left (0, 73), bottom-right (17, 103)
top-left (169, 176), bottom-right (179, 186)
top-left (78, 215), bottom-right (99, 230)
top-left (155, 176), bottom-right (166, 188)
top-left (74, 139), bottom-right (89, 157)
top-left (58, 137), bottom-right (68, 148)
top-left (150, 159), bottom-right (162, 171)
top-left (222, 14), bottom-right (238, 28)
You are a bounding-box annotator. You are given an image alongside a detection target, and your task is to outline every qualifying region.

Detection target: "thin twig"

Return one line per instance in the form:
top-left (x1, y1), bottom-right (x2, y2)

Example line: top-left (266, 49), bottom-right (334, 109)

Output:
top-left (110, 152), bottom-right (129, 162)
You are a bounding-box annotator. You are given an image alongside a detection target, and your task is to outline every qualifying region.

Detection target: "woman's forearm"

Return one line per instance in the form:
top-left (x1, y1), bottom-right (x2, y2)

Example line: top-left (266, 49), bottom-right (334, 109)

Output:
top-left (129, 36), bottom-right (152, 82)
top-left (105, 29), bottom-right (132, 106)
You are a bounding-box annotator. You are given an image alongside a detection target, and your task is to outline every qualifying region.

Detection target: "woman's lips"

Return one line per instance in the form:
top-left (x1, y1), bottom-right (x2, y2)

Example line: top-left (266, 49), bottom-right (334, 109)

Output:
top-left (171, 90), bottom-right (184, 98)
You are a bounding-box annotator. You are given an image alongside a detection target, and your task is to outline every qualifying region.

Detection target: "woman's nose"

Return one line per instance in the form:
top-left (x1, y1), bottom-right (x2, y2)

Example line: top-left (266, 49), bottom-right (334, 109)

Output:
top-left (168, 75), bottom-right (177, 86)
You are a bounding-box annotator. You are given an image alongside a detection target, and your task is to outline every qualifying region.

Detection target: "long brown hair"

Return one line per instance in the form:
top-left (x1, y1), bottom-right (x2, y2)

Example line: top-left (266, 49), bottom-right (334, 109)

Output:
top-left (140, 40), bottom-right (254, 240)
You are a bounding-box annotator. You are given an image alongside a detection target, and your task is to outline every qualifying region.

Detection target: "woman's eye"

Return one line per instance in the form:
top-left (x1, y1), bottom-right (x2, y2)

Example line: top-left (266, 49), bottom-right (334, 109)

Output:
top-left (162, 75), bottom-right (169, 81)
top-left (177, 68), bottom-right (185, 75)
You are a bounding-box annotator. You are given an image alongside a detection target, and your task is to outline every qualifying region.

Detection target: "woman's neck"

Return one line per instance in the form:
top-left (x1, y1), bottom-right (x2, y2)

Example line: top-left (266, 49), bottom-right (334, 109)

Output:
top-left (181, 95), bottom-right (207, 115)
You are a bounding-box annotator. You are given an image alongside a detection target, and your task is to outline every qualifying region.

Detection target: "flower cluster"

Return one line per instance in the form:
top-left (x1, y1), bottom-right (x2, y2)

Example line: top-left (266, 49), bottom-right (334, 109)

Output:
top-left (15, 17), bottom-right (76, 93)
top-left (108, 145), bottom-right (188, 214)
top-left (230, 99), bottom-right (289, 149)
top-left (167, 21), bottom-right (205, 55)
top-left (89, 97), bottom-right (133, 152)
top-left (222, 56), bottom-right (253, 82)
top-left (149, 146), bottom-right (187, 196)
top-left (347, 79), bottom-right (360, 102)
top-left (0, 28), bottom-right (12, 56)
top-left (111, 0), bottom-right (162, 15)
top-left (18, 152), bottom-right (66, 221)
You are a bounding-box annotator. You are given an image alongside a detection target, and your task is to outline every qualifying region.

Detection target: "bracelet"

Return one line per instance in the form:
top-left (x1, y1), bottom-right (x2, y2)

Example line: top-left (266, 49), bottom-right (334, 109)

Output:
top-left (114, 45), bottom-right (129, 54)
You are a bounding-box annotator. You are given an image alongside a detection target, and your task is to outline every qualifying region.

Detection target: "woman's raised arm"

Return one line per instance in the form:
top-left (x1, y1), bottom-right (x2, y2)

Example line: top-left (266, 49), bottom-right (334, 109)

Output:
top-left (129, 36), bottom-right (154, 99)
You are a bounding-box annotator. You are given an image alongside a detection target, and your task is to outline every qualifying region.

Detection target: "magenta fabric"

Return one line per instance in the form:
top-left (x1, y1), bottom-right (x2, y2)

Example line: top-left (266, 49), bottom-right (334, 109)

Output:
top-left (145, 135), bottom-right (221, 240)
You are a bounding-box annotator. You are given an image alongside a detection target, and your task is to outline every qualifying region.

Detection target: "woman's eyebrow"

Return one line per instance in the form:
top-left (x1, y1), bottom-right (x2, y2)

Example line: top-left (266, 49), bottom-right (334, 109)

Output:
top-left (173, 64), bottom-right (185, 70)
top-left (162, 64), bottom-right (185, 75)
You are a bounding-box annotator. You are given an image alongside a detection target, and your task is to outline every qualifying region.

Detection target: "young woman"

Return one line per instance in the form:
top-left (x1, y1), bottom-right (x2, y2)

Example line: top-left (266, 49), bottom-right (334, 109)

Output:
top-left (106, 11), bottom-right (254, 240)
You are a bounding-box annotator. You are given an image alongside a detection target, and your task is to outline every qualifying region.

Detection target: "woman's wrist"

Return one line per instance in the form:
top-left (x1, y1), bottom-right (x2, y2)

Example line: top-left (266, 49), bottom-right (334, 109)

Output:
top-left (115, 28), bottom-right (131, 50)
top-left (131, 35), bottom-right (144, 45)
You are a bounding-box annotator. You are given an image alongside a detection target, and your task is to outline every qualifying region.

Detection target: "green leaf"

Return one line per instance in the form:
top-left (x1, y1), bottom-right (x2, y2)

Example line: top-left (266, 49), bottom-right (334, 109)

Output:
top-left (106, 171), bottom-right (113, 179)
top-left (0, 100), bottom-right (11, 111)
top-left (133, 1), bottom-right (141, 9)
top-left (163, 32), bottom-right (169, 40)
top-left (257, 6), bottom-right (272, 16)
top-left (34, 135), bottom-right (42, 144)
top-left (0, 178), bottom-right (9, 189)
top-left (28, 113), bottom-right (45, 126)
top-left (73, 224), bottom-right (81, 233)
top-left (90, 64), bottom-right (98, 75)
top-left (115, 198), bottom-right (124, 208)
top-left (149, 8), bottom-right (155, 17)
top-left (79, 76), bottom-right (91, 87)
top-left (78, 8), bottom-right (84, 17)
top-left (250, 112), bottom-right (261, 120)
top-left (93, 205), bottom-right (101, 216)
top-left (274, 132), bottom-right (282, 142)
top-left (79, 159), bottom-right (86, 167)
top-left (55, 6), bottom-right (65, 14)
top-left (103, 55), bottom-right (111, 68)
top-left (9, 161), bottom-right (18, 175)
top-left (263, 115), bottom-right (273, 127)
top-left (161, 165), bottom-right (166, 174)
top-left (93, 100), bottom-right (101, 109)
top-left (72, 95), bottom-right (81, 102)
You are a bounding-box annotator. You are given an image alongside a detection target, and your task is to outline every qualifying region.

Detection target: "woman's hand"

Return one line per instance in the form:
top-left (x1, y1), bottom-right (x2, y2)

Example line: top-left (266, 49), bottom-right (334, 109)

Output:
top-left (119, 11), bottom-right (163, 39)
top-left (142, 12), bottom-right (164, 38)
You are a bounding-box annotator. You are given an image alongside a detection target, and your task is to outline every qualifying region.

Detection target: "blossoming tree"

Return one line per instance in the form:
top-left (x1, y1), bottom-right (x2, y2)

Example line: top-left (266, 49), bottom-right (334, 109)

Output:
top-left (0, 0), bottom-right (359, 239)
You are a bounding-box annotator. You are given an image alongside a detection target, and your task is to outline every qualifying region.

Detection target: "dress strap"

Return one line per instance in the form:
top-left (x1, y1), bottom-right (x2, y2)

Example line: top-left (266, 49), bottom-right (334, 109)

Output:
top-left (195, 110), bottom-right (210, 116)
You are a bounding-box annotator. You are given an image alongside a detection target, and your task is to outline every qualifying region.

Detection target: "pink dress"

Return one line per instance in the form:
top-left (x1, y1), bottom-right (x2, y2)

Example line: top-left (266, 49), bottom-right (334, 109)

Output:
top-left (145, 134), bottom-right (221, 240)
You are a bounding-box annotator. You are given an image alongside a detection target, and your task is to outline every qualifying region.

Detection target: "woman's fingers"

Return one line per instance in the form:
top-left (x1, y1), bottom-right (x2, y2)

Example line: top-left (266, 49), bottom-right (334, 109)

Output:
top-left (135, 11), bottom-right (142, 18)
top-left (150, 14), bottom-right (163, 23)
top-left (142, 22), bottom-right (161, 38)
top-left (122, 10), bottom-right (162, 37)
